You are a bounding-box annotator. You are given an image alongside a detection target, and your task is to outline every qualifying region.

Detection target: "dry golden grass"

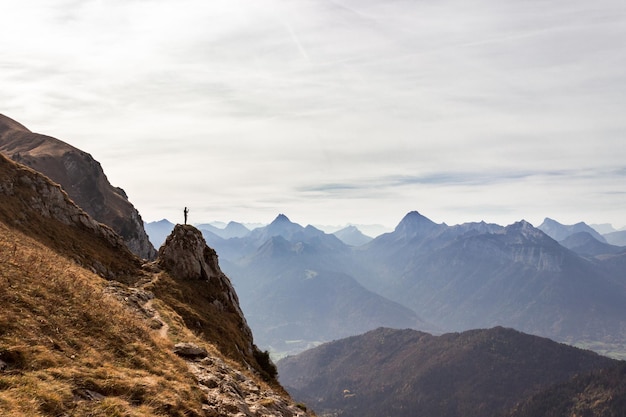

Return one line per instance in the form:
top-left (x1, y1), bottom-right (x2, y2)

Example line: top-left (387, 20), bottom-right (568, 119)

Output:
top-left (0, 222), bottom-right (206, 416)
top-left (0, 153), bottom-right (301, 416)
top-left (145, 271), bottom-right (283, 389)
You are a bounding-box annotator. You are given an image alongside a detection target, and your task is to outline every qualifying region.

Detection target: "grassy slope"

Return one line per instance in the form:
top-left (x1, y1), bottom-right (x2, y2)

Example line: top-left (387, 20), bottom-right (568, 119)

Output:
top-left (0, 222), bottom-right (206, 416)
top-left (506, 362), bottom-right (626, 417)
top-left (0, 153), bottom-right (295, 415)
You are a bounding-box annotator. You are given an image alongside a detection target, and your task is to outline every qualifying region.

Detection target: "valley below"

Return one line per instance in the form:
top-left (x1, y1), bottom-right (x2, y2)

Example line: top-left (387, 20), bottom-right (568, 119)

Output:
top-left (2, 113), bottom-right (625, 416)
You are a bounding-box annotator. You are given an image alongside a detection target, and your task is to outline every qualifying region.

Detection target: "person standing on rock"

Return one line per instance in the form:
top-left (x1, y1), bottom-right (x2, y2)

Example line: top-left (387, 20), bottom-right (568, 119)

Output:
top-left (184, 207), bottom-right (189, 225)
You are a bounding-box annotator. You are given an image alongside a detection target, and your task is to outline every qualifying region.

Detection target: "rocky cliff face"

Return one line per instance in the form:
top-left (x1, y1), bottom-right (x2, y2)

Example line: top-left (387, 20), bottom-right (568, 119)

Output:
top-left (158, 224), bottom-right (250, 332)
top-left (0, 114), bottom-right (156, 260)
top-left (154, 224), bottom-right (282, 382)
top-left (0, 152), bottom-right (140, 279)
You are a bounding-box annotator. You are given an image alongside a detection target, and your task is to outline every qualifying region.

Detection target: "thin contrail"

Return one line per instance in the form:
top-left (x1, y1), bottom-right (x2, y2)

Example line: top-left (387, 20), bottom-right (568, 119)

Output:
top-left (283, 21), bottom-right (310, 61)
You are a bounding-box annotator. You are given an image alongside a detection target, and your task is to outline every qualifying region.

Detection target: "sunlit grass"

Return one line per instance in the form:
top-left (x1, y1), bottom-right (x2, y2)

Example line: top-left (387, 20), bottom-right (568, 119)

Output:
top-left (0, 222), bottom-right (206, 416)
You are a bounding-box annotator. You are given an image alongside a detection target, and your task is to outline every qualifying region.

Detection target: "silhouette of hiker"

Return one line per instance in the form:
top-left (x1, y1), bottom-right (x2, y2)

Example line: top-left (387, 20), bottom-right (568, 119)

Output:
top-left (184, 207), bottom-right (189, 225)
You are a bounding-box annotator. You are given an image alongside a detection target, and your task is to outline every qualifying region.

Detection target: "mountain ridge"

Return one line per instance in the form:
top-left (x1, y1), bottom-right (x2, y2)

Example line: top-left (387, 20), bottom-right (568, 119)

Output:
top-left (278, 326), bottom-right (619, 417)
top-left (353, 213), bottom-right (626, 352)
top-left (0, 113), bottom-right (156, 260)
top-left (148, 211), bottom-right (626, 358)
top-left (0, 141), bottom-right (311, 416)
top-left (539, 217), bottom-right (608, 243)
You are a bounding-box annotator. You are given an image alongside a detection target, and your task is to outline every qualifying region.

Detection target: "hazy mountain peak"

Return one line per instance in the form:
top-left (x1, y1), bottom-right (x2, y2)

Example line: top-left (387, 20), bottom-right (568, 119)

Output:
top-left (541, 217), bottom-right (560, 226)
top-left (453, 220), bottom-right (503, 235)
top-left (221, 221), bottom-right (250, 238)
top-left (261, 213), bottom-right (303, 236)
top-left (273, 213), bottom-right (291, 223)
top-left (394, 210), bottom-right (441, 236)
top-left (504, 220), bottom-right (547, 240)
top-left (538, 217), bottom-right (607, 243)
top-left (510, 219), bottom-right (534, 229)
top-left (590, 223), bottom-right (617, 234)
top-left (333, 225), bottom-right (373, 246)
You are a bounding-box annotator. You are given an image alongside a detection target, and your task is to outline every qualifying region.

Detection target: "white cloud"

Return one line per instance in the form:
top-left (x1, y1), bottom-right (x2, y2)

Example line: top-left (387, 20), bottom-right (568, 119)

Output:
top-left (1, 0), bottom-right (625, 228)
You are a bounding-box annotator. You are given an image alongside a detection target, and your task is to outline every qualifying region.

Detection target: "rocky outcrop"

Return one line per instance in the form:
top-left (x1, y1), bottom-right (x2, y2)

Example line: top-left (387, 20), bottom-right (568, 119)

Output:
top-left (154, 225), bottom-right (280, 380)
top-left (0, 152), bottom-right (140, 279)
top-left (191, 355), bottom-right (309, 417)
top-left (157, 224), bottom-right (249, 322)
top-left (0, 114), bottom-right (156, 260)
top-left (158, 224), bottom-right (223, 281)
top-left (174, 342), bottom-right (209, 359)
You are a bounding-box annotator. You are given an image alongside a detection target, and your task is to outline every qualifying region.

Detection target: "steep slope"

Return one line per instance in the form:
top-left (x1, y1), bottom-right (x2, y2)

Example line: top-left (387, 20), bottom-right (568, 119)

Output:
top-left (0, 154), bottom-right (312, 416)
top-left (278, 327), bottom-right (618, 417)
top-left (0, 222), bottom-right (206, 416)
top-left (0, 114), bottom-right (156, 259)
top-left (152, 224), bottom-right (263, 377)
top-left (0, 152), bottom-right (140, 281)
top-left (506, 362), bottom-right (626, 417)
top-left (357, 214), bottom-right (626, 351)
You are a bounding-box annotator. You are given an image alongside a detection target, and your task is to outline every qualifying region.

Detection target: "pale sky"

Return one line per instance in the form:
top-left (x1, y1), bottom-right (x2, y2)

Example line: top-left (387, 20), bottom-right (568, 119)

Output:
top-left (2, 0), bottom-right (625, 230)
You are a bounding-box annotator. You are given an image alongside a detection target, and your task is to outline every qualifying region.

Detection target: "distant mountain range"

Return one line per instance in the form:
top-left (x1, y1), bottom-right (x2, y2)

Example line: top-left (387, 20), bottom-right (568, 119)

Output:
top-left (278, 327), bottom-right (620, 417)
top-left (146, 211), bottom-right (626, 358)
top-left (354, 212), bottom-right (626, 351)
top-left (11, 114), bottom-right (623, 360)
top-left (146, 215), bottom-right (427, 355)
top-left (332, 225), bottom-right (373, 246)
top-left (604, 230), bottom-right (626, 246)
top-left (6, 112), bottom-right (624, 416)
top-left (538, 217), bottom-right (608, 242)
top-left (4, 112), bottom-right (625, 416)
top-left (146, 218), bottom-right (379, 250)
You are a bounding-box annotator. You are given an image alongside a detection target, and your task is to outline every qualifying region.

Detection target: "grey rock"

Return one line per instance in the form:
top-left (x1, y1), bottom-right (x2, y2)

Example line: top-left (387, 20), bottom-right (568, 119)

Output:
top-left (174, 342), bottom-right (208, 359)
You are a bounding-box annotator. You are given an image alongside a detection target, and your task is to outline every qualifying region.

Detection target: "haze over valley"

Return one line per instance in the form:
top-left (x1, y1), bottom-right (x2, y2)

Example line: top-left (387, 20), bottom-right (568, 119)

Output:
top-left (2, 108), bottom-right (626, 417)
top-left (2, 0), bottom-right (626, 415)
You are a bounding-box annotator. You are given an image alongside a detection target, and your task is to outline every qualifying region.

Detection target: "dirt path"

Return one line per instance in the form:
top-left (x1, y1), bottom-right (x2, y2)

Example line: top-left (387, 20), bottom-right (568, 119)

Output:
top-left (138, 271), bottom-right (170, 339)
top-left (144, 298), bottom-right (170, 338)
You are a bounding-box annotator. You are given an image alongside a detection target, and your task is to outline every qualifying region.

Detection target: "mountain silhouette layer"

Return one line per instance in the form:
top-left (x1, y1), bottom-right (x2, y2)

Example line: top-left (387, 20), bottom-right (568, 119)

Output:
top-left (148, 210), bottom-right (626, 358)
top-left (278, 327), bottom-right (619, 417)
top-left (356, 213), bottom-right (626, 351)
